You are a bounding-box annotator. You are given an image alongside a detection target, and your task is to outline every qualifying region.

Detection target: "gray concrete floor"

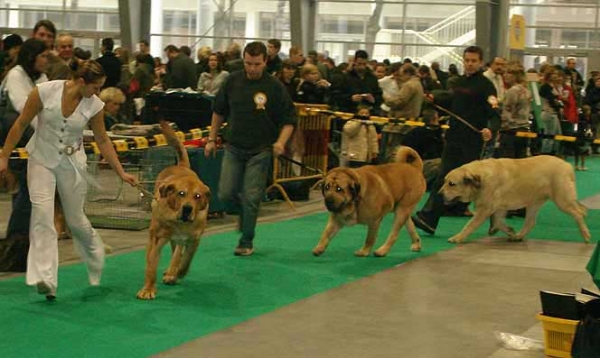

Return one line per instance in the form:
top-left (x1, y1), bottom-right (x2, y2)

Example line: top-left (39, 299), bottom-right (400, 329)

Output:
top-left (0, 191), bottom-right (596, 358)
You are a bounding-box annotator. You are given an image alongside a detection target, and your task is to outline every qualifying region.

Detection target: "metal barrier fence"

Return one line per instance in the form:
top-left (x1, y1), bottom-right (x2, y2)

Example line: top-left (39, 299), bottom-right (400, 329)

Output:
top-left (266, 103), bottom-right (331, 209)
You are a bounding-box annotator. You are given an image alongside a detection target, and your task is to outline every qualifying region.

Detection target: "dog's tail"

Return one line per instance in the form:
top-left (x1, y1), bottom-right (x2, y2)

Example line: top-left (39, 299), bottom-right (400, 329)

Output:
top-left (394, 146), bottom-right (423, 173)
top-left (159, 120), bottom-right (190, 168)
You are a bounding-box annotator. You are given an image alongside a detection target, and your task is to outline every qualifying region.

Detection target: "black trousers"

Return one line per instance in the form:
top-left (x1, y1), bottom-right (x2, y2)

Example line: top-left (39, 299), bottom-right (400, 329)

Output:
top-left (417, 139), bottom-right (484, 229)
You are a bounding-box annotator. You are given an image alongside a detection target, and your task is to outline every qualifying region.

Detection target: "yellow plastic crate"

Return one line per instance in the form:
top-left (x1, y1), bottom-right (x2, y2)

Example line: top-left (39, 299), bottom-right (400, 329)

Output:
top-left (536, 313), bottom-right (579, 357)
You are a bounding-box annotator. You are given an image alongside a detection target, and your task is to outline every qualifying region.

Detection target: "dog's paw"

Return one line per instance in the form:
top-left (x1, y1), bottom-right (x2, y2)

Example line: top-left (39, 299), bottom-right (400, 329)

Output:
top-left (488, 227), bottom-right (499, 236)
top-left (136, 287), bottom-right (157, 300)
top-left (177, 269), bottom-right (189, 278)
top-left (583, 230), bottom-right (591, 243)
top-left (508, 235), bottom-right (524, 242)
top-left (162, 274), bottom-right (178, 285)
top-left (312, 247), bottom-right (325, 256)
top-left (354, 249), bottom-right (370, 257)
top-left (448, 236), bottom-right (463, 244)
top-left (373, 247), bottom-right (389, 257)
top-left (410, 243), bottom-right (422, 252)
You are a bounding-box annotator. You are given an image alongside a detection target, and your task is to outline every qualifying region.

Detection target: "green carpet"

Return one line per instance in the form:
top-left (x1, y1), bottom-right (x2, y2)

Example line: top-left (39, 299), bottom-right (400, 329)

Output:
top-left (1, 156), bottom-right (599, 358)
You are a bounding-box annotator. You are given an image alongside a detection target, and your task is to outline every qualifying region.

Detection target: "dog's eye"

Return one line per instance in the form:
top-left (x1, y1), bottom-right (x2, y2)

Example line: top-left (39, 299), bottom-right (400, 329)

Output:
top-left (195, 193), bottom-right (201, 199)
top-left (448, 181), bottom-right (456, 187)
top-left (325, 184), bottom-right (330, 190)
top-left (178, 191), bottom-right (186, 196)
top-left (336, 186), bottom-right (342, 192)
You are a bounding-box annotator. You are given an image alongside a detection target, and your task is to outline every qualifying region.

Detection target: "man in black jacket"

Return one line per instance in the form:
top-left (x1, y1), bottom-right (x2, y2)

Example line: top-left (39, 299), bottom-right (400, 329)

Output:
top-left (412, 46), bottom-right (499, 236)
top-left (163, 44), bottom-right (197, 89)
top-left (96, 38), bottom-right (122, 89)
top-left (331, 50), bottom-right (382, 113)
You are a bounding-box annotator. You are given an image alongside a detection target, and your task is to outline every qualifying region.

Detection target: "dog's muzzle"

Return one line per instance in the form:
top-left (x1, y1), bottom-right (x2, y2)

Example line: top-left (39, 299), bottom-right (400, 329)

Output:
top-left (325, 197), bottom-right (343, 213)
top-left (180, 204), bottom-right (194, 222)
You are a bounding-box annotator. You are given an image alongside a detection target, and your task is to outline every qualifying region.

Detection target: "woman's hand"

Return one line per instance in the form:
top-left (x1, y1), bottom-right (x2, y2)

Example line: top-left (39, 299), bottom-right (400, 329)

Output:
top-left (0, 155), bottom-right (8, 177)
top-left (120, 172), bottom-right (138, 186)
top-left (273, 141), bottom-right (286, 157)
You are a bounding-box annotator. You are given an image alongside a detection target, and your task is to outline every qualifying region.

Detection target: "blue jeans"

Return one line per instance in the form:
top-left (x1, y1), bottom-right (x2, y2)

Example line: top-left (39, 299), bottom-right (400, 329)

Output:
top-left (218, 145), bottom-right (272, 248)
top-left (6, 163), bottom-right (31, 238)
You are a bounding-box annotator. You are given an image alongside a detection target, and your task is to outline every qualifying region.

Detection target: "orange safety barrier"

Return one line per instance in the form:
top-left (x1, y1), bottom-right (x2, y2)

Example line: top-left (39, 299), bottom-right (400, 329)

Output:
top-left (266, 103), bottom-right (331, 209)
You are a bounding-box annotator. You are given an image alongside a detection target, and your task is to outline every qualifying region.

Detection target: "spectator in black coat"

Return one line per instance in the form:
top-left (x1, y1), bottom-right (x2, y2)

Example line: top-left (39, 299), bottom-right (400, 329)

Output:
top-left (331, 50), bottom-right (382, 113)
top-left (96, 38), bottom-right (122, 89)
top-left (163, 44), bottom-right (197, 89)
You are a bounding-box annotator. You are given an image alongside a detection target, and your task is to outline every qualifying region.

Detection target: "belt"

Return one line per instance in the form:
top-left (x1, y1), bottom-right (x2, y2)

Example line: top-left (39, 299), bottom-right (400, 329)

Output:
top-left (64, 144), bottom-right (81, 156)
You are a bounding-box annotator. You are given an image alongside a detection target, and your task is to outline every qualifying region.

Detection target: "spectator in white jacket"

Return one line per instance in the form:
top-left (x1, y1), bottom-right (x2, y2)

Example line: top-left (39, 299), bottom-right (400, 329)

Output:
top-left (197, 53), bottom-right (229, 96)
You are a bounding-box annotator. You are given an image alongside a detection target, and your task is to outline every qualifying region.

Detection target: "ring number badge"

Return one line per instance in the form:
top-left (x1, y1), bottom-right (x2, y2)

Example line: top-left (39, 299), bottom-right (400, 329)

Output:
top-left (254, 92), bottom-right (267, 110)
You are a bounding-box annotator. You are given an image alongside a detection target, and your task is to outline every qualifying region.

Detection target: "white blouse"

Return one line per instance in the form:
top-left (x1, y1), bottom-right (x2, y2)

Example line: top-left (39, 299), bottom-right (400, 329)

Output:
top-left (26, 80), bottom-right (104, 169)
top-left (5, 65), bottom-right (48, 128)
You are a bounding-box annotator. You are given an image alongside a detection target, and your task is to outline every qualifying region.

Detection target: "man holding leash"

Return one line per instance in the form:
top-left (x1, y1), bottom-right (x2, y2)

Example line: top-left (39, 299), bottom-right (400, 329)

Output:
top-left (412, 46), bottom-right (499, 236)
top-left (205, 41), bottom-right (296, 256)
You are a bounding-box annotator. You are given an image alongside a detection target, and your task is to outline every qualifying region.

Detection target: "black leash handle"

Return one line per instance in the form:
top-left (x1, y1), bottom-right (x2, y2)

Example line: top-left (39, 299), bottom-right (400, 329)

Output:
top-left (278, 155), bottom-right (325, 175)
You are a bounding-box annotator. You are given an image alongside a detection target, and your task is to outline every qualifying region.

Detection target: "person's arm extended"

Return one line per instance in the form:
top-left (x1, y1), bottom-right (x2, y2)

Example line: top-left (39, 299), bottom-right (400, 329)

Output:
top-left (90, 111), bottom-right (137, 185)
top-left (0, 87), bottom-right (42, 157)
top-left (273, 124), bottom-right (294, 156)
top-left (204, 112), bottom-right (225, 158)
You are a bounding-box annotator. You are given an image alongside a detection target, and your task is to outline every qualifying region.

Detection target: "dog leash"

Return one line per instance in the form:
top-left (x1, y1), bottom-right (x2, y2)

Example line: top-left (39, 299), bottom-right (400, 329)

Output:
top-left (428, 102), bottom-right (481, 134)
top-left (428, 101), bottom-right (492, 160)
top-left (278, 155), bottom-right (325, 175)
top-left (134, 182), bottom-right (155, 199)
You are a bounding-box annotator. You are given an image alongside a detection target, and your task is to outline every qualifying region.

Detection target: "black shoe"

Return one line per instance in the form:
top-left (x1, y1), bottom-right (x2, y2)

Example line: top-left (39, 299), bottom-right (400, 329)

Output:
top-left (412, 214), bottom-right (435, 235)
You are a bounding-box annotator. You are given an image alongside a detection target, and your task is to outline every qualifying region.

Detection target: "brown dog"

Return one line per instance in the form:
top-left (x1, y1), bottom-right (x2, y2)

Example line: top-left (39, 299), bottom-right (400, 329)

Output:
top-left (439, 155), bottom-right (591, 243)
top-left (313, 146), bottom-right (426, 257)
top-left (136, 121), bottom-right (211, 300)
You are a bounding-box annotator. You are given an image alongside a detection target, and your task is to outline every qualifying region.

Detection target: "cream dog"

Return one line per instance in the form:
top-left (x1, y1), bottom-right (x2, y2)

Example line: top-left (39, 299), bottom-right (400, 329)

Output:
top-left (439, 155), bottom-right (591, 243)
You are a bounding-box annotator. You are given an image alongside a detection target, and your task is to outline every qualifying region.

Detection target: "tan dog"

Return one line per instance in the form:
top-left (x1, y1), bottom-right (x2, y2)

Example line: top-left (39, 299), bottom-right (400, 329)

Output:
top-left (439, 155), bottom-right (591, 244)
top-left (136, 121), bottom-right (211, 300)
top-left (313, 146), bottom-right (426, 257)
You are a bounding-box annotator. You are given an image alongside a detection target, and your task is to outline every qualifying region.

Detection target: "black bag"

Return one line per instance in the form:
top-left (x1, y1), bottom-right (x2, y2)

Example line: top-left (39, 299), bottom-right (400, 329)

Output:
top-left (572, 299), bottom-right (600, 358)
top-left (0, 79), bottom-right (33, 147)
top-left (0, 236), bottom-right (29, 272)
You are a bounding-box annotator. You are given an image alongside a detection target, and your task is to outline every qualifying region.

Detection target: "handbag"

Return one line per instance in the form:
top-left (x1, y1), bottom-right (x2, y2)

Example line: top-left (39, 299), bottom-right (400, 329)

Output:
top-left (572, 299), bottom-right (600, 358)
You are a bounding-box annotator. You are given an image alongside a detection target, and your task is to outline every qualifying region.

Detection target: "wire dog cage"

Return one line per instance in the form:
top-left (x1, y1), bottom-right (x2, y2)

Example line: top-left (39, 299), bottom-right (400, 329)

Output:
top-left (84, 146), bottom-right (177, 230)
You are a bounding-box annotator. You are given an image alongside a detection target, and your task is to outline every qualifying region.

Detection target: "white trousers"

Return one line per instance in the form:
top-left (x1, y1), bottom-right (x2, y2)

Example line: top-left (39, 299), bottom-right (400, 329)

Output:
top-left (26, 156), bottom-right (105, 292)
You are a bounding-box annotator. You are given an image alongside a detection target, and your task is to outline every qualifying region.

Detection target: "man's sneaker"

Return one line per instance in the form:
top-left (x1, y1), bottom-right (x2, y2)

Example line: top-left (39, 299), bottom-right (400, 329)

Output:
top-left (234, 247), bottom-right (254, 256)
top-left (412, 214), bottom-right (436, 235)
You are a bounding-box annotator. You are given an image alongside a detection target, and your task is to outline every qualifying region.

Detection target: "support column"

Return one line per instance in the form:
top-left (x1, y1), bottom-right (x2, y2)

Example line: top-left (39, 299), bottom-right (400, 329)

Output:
top-left (495, 0), bottom-right (509, 58)
top-left (118, 0), bottom-right (151, 53)
top-left (290, 0), bottom-right (315, 52)
top-left (476, 0), bottom-right (505, 61)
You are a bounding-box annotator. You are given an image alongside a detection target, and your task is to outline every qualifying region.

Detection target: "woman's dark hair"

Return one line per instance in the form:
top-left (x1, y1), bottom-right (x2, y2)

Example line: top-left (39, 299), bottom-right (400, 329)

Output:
top-left (3, 34), bottom-right (23, 52)
top-left (208, 52), bottom-right (225, 73)
top-left (70, 59), bottom-right (105, 84)
top-left (448, 64), bottom-right (459, 76)
top-left (73, 47), bottom-right (92, 61)
top-left (16, 38), bottom-right (47, 82)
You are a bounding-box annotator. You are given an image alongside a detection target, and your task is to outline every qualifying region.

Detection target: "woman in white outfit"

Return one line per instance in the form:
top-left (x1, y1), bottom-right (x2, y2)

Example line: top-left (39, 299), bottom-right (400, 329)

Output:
top-left (0, 60), bottom-right (138, 300)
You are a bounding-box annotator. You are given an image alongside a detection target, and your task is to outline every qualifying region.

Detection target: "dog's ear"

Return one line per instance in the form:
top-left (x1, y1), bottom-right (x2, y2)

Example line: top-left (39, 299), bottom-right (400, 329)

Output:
top-left (159, 183), bottom-right (176, 198)
top-left (463, 173), bottom-right (481, 189)
top-left (342, 168), bottom-right (362, 200)
top-left (350, 182), bottom-right (361, 200)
